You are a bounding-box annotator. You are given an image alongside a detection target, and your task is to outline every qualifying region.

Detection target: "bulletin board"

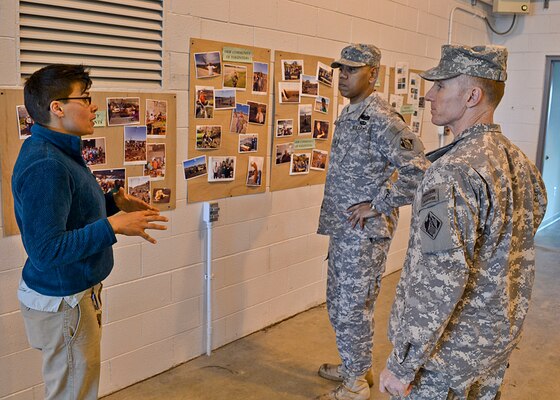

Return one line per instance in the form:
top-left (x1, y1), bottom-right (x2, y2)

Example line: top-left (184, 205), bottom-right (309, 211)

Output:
top-left (187, 38), bottom-right (271, 203)
top-left (388, 67), bottom-right (427, 135)
top-left (270, 51), bottom-right (335, 192)
top-left (0, 89), bottom-right (177, 237)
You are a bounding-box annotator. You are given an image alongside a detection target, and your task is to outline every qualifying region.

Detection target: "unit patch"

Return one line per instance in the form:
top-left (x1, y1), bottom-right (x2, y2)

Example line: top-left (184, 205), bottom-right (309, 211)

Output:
top-left (400, 137), bottom-right (414, 151)
top-left (421, 211), bottom-right (442, 240)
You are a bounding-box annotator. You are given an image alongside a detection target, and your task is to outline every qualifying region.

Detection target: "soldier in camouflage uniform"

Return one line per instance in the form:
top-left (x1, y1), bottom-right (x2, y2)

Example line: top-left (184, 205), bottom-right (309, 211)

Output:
top-left (379, 45), bottom-right (548, 399)
top-left (316, 44), bottom-right (429, 400)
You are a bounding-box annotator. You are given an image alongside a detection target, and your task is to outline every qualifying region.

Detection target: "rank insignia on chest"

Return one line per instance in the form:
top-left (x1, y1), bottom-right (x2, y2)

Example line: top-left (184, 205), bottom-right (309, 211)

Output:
top-left (400, 137), bottom-right (414, 151)
top-left (421, 211), bottom-right (442, 240)
top-left (359, 113), bottom-right (370, 125)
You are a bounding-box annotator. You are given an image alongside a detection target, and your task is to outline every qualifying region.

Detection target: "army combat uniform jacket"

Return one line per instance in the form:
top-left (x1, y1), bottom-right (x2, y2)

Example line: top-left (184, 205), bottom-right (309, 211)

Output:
top-left (318, 94), bottom-right (429, 240)
top-left (387, 124), bottom-right (547, 390)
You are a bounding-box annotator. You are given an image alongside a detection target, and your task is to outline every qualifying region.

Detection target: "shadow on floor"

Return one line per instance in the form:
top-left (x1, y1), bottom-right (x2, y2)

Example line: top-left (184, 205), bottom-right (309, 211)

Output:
top-left (103, 222), bottom-right (560, 400)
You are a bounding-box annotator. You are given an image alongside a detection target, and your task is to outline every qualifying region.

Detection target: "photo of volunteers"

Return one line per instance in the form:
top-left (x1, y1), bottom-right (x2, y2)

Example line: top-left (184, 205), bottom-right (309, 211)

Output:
top-left (107, 97), bottom-right (140, 126)
top-left (82, 137), bottom-right (106, 166)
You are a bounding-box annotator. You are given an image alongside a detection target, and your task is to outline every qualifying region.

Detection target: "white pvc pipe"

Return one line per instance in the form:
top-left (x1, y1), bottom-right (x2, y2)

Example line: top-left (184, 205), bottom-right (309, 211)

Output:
top-left (205, 220), bottom-right (213, 356)
top-left (448, 6), bottom-right (486, 44)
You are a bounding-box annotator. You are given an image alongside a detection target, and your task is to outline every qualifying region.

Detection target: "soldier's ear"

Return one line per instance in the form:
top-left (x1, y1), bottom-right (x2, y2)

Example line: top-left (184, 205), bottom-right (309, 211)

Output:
top-left (466, 86), bottom-right (483, 108)
top-left (369, 66), bottom-right (379, 84)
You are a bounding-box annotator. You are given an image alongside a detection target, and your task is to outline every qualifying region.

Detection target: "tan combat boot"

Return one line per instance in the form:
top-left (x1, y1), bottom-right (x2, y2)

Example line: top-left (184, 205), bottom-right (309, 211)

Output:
top-left (314, 375), bottom-right (370, 400)
top-left (318, 363), bottom-right (374, 387)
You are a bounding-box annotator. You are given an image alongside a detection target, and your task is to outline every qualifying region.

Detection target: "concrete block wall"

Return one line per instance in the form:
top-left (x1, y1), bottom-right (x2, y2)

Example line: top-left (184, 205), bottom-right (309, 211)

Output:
top-left (0, 0), bottom-right (492, 398)
top-left (492, 2), bottom-right (560, 162)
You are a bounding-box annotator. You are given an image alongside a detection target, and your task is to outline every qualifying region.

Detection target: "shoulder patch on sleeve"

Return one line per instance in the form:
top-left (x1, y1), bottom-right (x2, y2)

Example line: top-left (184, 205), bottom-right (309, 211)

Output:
top-left (420, 211), bottom-right (442, 239)
top-left (400, 137), bottom-right (414, 151)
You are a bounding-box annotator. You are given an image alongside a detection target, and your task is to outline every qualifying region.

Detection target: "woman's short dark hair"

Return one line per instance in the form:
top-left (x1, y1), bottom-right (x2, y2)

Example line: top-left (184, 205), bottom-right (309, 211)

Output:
top-left (24, 64), bottom-right (92, 125)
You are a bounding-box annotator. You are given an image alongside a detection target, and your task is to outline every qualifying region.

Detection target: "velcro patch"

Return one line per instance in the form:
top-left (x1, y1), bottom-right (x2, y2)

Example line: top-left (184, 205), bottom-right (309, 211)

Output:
top-left (421, 211), bottom-right (442, 240)
top-left (421, 188), bottom-right (439, 207)
top-left (400, 137), bottom-right (414, 151)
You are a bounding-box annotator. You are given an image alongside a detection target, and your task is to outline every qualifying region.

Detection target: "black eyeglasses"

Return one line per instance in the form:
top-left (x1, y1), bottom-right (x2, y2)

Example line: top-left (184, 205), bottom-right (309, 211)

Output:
top-left (54, 96), bottom-right (92, 106)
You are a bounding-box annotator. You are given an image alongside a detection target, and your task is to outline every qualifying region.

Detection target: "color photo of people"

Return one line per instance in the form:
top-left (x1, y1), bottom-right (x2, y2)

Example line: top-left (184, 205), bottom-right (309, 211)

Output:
top-left (290, 152), bottom-right (311, 175)
top-left (152, 187), bottom-right (171, 204)
top-left (107, 97), bottom-right (140, 126)
top-left (92, 168), bottom-right (125, 194)
top-left (230, 103), bottom-right (249, 133)
top-left (282, 59), bottom-right (303, 80)
top-left (82, 137), bottom-right (106, 166)
top-left (238, 133), bottom-right (258, 153)
top-left (144, 143), bottom-right (166, 180)
top-left (311, 149), bottom-right (328, 171)
top-left (223, 64), bottom-right (247, 90)
top-left (317, 61), bottom-right (333, 87)
top-left (275, 142), bottom-right (294, 165)
top-left (194, 51), bottom-right (221, 79)
top-left (128, 176), bottom-right (150, 203)
top-left (246, 156), bottom-right (263, 187)
top-left (196, 125), bottom-right (222, 150)
top-left (146, 99), bottom-right (167, 137)
top-left (252, 62), bottom-right (268, 95)
top-left (16, 105), bottom-right (33, 139)
top-left (195, 86), bottom-right (214, 119)
top-left (208, 156), bottom-right (236, 182)
top-left (124, 125), bottom-right (147, 165)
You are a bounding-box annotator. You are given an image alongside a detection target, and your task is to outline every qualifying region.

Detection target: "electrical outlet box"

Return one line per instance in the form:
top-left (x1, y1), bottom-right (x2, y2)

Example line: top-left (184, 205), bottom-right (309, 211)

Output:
top-left (203, 202), bottom-right (220, 223)
top-left (493, 0), bottom-right (529, 14)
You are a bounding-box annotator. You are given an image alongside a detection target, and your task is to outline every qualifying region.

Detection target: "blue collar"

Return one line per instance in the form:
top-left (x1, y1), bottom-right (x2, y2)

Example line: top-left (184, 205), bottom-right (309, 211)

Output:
top-left (30, 124), bottom-right (86, 166)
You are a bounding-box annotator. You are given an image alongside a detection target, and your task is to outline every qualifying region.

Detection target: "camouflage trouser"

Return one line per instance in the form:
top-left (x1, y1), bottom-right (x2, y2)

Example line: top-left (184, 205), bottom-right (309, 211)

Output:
top-left (326, 236), bottom-right (391, 378)
top-left (391, 363), bottom-right (508, 400)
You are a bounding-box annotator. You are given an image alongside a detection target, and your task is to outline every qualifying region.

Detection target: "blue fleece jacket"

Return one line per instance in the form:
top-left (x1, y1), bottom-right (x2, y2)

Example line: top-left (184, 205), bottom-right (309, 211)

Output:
top-left (12, 124), bottom-right (119, 296)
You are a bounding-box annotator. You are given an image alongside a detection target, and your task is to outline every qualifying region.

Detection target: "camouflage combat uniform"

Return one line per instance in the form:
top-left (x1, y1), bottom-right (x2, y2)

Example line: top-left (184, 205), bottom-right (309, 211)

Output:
top-left (318, 94), bottom-right (429, 378)
top-left (386, 123), bottom-right (547, 399)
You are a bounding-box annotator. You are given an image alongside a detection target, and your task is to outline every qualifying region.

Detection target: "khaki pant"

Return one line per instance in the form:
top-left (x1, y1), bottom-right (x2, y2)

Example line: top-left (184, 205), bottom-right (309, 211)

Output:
top-left (20, 285), bottom-right (103, 400)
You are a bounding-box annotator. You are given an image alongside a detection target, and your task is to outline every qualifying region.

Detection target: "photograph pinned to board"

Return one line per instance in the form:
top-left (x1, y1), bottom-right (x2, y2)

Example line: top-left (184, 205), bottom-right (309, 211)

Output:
top-left (16, 105), bottom-right (33, 139)
top-left (82, 137), bottom-right (106, 167)
top-left (196, 125), bottom-right (222, 150)
top-left (394, 62), bottom-right (409, 95)
top-left (123, 125), bottom-right (147, 165)
top-left (252, 61), bottom-right (269, 95)
top-left (208, 156), bottom-right (236, 182)
top-left (128, 176), bottom-right (150, 203)
top-left (275, 142), bottom-right (294, 164)
top-left (194, 51), bottom-right (222, 78)
top-left (223, 64), bottom-right (247, 90)
top-left (92, 168), bottom-right (125, 194)
top-left (301, 74), bottom-right (319, 97)
top-left (312, 120), bottom-right (330, 140)
top-left (145, 99), bottom-right (167, 137)
top-left (214, 89), bottom-right (236, 110)
top-left (282, 59), bottom-right (304, 81)
top-left (247, 101), bottom-right (267, 125)
top-left (311, 149), bottom-right (328, 171)
top-left (278, 81), bottom-right (301, 104)
top-left (152, 188), bottom-right (171, 204)
top-left (183, 155), bottom-right (207, 180)
top-left (276, 119), bottom-right (294, 137)
top-left (408, 72), bottom-right (421, 105)
top-left (107, 97), bottom-right (140, 126)
top-left (246, 156), bottom-right (264, 187)
top-left (410, 108), bottom-right (424, 136)
top-left (389, 94), bottom-right (404, 113)
top-left (314, 96), bottom-right (330, 114)
top-left (195, 86), bottom-right (214, 119)
top-left (144, 143), bottom-right (166, 180)
top-left (290, 152), bottom-right (311, 175)
top-left (238, 133), bottom-right (258, 153)
top-left (298, 104), bottom-right (312, 134)
top-left (317, 62), bottom-right (333, 87)
top-left (229, 103), bottom-right (249, 133)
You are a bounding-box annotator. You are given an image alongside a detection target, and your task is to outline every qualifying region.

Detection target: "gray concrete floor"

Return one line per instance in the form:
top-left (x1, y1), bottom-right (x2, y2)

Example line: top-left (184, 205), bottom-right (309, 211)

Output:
top-left (103, 222), bottom-right (560, 400)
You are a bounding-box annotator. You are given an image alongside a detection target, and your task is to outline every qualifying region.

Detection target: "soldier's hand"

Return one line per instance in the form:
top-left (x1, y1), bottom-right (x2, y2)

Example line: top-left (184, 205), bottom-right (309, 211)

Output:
top-left (108, 210), bottom-right (168, 244)
top-left (347, 202), bottom-right (376, 230)
top-left (379, 368), bottom-right (412, 397)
